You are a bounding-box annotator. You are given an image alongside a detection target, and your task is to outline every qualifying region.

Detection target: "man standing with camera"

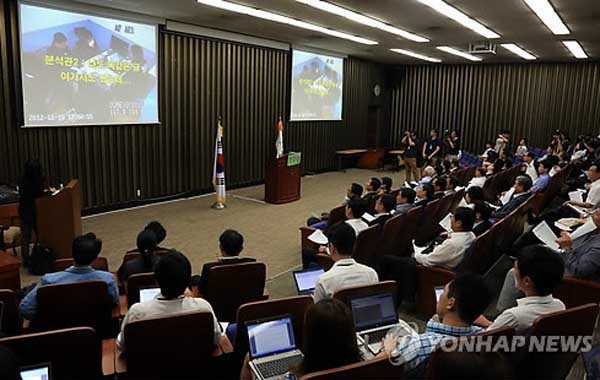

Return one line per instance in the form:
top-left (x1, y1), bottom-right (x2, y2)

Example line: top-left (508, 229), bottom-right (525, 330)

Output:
top-left (401, 131), bottom-right (421, 182)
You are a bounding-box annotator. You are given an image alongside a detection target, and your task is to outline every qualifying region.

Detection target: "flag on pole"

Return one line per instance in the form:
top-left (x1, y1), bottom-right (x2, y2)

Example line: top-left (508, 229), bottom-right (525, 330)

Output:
top-left (212, 118), bottom-right (226, 207)
top-left (276, 116), bottom-right (284, 158)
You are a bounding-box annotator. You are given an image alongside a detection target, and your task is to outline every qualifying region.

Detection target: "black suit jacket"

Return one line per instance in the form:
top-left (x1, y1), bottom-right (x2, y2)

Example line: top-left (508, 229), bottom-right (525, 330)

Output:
top-left (491, 192), bottom-right (530, 219)
top-left (472, 219), bottom-right (493, 236)
top-left (199, 257), bottom-right (256, 295)
top-left (368, 214), bottom-right (393, 228)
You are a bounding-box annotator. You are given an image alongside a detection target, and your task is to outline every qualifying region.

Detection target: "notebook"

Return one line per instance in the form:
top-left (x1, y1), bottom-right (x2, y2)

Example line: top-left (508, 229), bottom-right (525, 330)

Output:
top-left (20, 363), bottom-right (52, 380)
top-left (292, 268), bottom-right (324, 295)
top-left (247, 315), bottom-right (304, 380)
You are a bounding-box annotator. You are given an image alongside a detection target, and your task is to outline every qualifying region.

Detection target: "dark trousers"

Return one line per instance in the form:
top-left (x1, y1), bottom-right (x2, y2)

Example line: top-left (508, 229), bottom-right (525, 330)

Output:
top-left (377, 255), bottom-right (418, 304)
top-left (535, 204), bottom-right (580, 225)
top-left (20, 220), bottom-right (36, 264)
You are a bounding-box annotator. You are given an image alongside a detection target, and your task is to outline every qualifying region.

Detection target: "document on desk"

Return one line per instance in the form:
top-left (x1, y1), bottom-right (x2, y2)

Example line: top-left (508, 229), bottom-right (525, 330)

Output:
top-left (570, 218), bottom-right (597, 241)
top-left (439, 213), bottom-right (452, 234)
top-left (362, 213), bottom-right (376, 223)
top-left (308, 229), bottom-right (329, 245)
top-left (500, 187), bottom-right (515, 206)
top-left (568, 190), bottom-right (585, 203)
top-left (532, 221), bottom-right (560, 251)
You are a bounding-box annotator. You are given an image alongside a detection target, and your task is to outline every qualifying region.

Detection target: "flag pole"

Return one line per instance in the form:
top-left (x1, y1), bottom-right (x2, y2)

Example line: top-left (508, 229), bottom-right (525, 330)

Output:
top-left (212, 116), bottom-right (226, 210)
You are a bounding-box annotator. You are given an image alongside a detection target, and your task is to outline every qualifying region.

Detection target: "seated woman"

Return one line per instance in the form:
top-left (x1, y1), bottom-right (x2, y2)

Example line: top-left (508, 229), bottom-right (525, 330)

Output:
top-left (240, 298), bottom-right (361, 380)
top-left (117, 229), bottom-right (158, 283)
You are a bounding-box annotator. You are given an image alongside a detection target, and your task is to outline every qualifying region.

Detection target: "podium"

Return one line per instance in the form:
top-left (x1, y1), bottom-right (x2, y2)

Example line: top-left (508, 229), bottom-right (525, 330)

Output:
top-left (36, 179), bottom-right (83, 259)
top-left (265, 155), bottom-right (301, 204)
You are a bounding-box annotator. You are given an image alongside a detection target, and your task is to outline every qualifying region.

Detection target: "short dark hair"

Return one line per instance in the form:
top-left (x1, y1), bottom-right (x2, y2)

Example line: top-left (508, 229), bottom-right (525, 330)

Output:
top-left (144, 221), bottom-right (166, 244)
top-left (453, 207), bottom-right (475, 231)
top-left (347, 197), bottom-right (367, 219)
top-left (401, 188), bottom-right (416, 203)
top-left (350, 183), bottom-right (363, 197)
top-left (472, 201), bottom-right (492, 220)
top-left (137, 229), bottom-right (158, 253)
top-left (219, 229), bottom-right (244, 256)
top-left (328, 222), bottom-right (356, 256)
top-left (515, 175), bottom-right (533, 191)
top-left (467, 186), bottom-right (484, 202)
top-left (538, 160), bottom-right (549, 172)
top-left (381, 176), bottom-right (393, 190)
top-left (369, 177), bottom-right (382, 191)
top-left (435, 177), bottom-right (447, 191)
top-left (154, 250), bottom-right (192, 298)
top-left (189, 274), bottom-right (202, 289)
top-left (379, 194), bottom-right (396, 213)
top-left (589, 162), bottom-right (600, 173)
top-left (517, 245), bottom-right (565, 296)
top-left (476, 167), bottom-right (486, 176)
top-left (421, 183), bottom-right (435, 200)
top-left (447, 273), bottom-right (491, 324)
top-left (526, 152), bottom-right (536, 160)
top-left (72, 233), bottom-right (102, 266)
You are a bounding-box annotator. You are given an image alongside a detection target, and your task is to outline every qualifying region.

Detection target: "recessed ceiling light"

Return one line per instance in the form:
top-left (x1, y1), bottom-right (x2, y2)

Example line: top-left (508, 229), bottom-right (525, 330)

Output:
top-left (196, 0), bottom-right (378, 45)
top-left (416, 0), bottom-right (500, 39)
top-left (296, 0), bottom-right (428, 43)
top-left (501, 43), bottom-right (537, 60)
top-left (437, 46), bottom-right (482, 62)
top-left (523, 0), bottom-right (570, 35)
top-left (390, 48), bottom-right (441, 63)
top-left (562, 40), bottom-right (588, 59)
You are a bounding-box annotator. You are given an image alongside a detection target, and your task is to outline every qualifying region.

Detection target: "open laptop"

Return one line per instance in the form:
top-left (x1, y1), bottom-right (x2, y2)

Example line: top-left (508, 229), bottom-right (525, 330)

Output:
top-left (292, 268), bottom-right (324, 295)
top-left (350, 292), bottom-right (401, 354)
top-left (139, 286), bottom-right (161, 303)
top-left (20, 363), bottom-right (52, 380)
top-left (247, 315), bottom-right (304, 380)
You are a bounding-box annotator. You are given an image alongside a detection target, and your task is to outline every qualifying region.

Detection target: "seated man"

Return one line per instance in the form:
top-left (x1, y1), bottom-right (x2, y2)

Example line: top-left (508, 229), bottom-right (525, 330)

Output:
top-left (345, 182), bottom-right (364, 204)
top-left (433, 177), bottom-right (447, 200)
top-left (368, 194), bottom-right (395, 227)
top-left (420, 166), bottom-right (436, 184)
top-left (378, 208), bottom-right (476, 307)
top-left (415, 183), bottom-right (434, 207)
top-left (377, 274), bottom-right (491, 378)
top-left (458, 186), bottom-right (485, 209)
top-left (362, 177), bottom-right (382, 205)
top-left (531, 160), bottom-right (551, 192)
top-left (523, 152), bottom-right (538, 181)
top-left (313, 223), bottom-right (379, 302)
top-left (195, 229), bottom-right (255, 296)
top-left (445, 176), bottom-right (459, 196)
top-left (308, 183), bottom-right (364, 230)
top-left (379, 176), bottom-right (393, 195)
top-left (20, 233), bottom-right (119, 320)
top-left (117, 229), bottom-right (158, 283)
top-left (344, 197), bottom-right (369, 235)
top-left (396, 188), bottom-right (416, 215)
top-left (472, 201), bottom-right (493, 236)
top-left (482, 245), bottom-right (565, 333)
top-left (126, 221), bottom-right (168, 252)
top-left (491, 175), bottom-right (532, 219)
top-left (117, 250), bottom-right (221, 350)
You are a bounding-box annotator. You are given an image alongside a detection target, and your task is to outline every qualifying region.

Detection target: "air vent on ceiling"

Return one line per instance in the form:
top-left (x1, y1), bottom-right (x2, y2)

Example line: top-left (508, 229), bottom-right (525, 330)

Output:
top-left (469, 41), bottom-right (497, 55)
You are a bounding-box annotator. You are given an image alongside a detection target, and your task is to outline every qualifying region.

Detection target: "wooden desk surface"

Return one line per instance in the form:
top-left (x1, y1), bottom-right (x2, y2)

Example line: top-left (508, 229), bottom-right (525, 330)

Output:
top-left (336, 149), bottom-right (368, 155)
top-left (0, 250), bottom-right (19, 269)
top-left (0, 202), bottom-right (19, 226)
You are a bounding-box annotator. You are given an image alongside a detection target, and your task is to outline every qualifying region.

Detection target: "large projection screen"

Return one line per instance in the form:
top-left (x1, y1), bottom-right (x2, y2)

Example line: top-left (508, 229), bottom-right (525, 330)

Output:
top-left (290, 49), bottom-right (343, 121)
top-left (19, 2), bottom-right (159, 127)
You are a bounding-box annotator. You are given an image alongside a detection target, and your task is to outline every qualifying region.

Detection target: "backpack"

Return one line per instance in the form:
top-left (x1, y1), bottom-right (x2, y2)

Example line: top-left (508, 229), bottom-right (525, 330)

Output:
top-left (28, 244), bottom-right (55, 275)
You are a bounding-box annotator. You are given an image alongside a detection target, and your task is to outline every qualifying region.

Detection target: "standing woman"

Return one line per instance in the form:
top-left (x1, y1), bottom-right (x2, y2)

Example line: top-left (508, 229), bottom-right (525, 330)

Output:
top-left (445, 130), bottom-right (460, 161)
top-left (18, 160), bottom-right (52, 266)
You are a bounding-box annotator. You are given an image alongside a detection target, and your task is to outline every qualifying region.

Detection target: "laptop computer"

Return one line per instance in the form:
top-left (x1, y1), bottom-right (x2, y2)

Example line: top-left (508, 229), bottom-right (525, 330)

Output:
top-left (139, 286), bottom-right (161, 303)
top-left (20, 362), bottom-right (52, 380)
top-left (350, 292), bottom-right (402, 354)
top-left (292, 268), bottom-right (324, 295)
top-left (247, 315), bottom-right (304, 380)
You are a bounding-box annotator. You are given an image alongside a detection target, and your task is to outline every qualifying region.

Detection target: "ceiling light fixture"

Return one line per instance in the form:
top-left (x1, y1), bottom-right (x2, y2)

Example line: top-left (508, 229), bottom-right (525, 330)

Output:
top-left (436, 46), bottom-right (482, 62)
top-left (196, 0), bottom-right (378, 45)
top-left (296, 0), bottom-right (429, 42)
top-left (523, 0), bottom-right (570, 35)
top-left (501, 43), bottom-right (537, 60)
top-left (390, 48), bottom-right (441, 63)
top-left (416, 0), bottom-right (500, 39)
top-left (562, 40), bottom-right (588, 59)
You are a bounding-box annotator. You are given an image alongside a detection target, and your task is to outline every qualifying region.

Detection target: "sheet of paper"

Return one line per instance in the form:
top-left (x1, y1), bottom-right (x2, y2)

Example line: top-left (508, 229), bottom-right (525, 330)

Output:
top-left (439, 213), bottom-right (453, 233)
top-left (532, 221), bottom-right (560, 251)
top-left (308, 229), bottom-right (329, 245)
top-left (486, 202), bottom-right (501, 210)
top-left (570, 218), bottom-right (597, 241)
top-left (455, 186), bottom-right (465, 192)
top-left (568, 190), bottom-right (585, 203)
top-left (553, 221), bottom-right (572, 232)
top-left (500, 187), bottom-right (515, 206)
top-left (362, 213), bottom-right (376, 223)
top-left (567, 203), bottom-right (589, 216)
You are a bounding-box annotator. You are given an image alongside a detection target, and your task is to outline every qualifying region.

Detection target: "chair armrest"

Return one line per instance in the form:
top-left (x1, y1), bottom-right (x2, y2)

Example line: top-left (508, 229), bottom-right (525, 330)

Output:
top-left (561, 276), bottom-right (600, 288)
top-left (261, 288), bottom-right (270, 300)
top-left (102, 338), bottom-right (116, 377)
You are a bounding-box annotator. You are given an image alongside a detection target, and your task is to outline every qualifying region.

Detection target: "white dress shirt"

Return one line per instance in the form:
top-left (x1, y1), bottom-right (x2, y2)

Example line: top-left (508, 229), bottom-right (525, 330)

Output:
top-left (586, 179), bottom-right (600, 207)
top-left (525, 162), bottom-right (538, 181)
top-left (117, 295), bottom-right (221, 350)
top-left (345, 218), bottom-right (369, 235)
top-left (313, 258), bottom-right (379, 302)
top-left (414, 231), bottom-right (476, 269)
top-left (487, 295), bottom-right (565, 333)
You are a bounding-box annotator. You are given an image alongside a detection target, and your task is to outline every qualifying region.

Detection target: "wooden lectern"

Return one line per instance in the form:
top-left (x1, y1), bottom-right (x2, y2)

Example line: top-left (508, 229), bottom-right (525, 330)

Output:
top-left (265, 155), bottom-right (301, 204)
top-left (36, 179), bottom-right (83, 259)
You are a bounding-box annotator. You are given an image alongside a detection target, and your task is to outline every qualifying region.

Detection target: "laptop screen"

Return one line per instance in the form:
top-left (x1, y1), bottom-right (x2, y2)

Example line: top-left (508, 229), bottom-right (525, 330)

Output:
top-left (139, 287), bottom-right (161, 303)
top-left (435, 286), bottom-right (445, 302)
top-left (293, 269), bottom-right (324, 293)
top-left (20, 363), bottom-right (51, 380)
top-left (350, 293), bottom-right (398, 331)
top-left (247, 316), bottom-right (296, 359)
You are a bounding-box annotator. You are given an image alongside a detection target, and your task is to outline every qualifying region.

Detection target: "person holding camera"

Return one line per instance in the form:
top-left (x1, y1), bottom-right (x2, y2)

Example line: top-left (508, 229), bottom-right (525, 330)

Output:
top-left (423, 129), bottom-right (442, 166)
top-left (445, 129), bottom-right (460, 161)
top-left (401, 131), bottom-right (421, 182)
